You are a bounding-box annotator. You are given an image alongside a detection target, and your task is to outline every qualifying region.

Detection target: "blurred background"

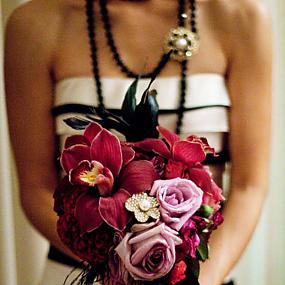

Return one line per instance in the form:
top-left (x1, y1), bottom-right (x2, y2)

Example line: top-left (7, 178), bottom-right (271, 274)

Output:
top-left (0, 0), bottom-right (284, 284)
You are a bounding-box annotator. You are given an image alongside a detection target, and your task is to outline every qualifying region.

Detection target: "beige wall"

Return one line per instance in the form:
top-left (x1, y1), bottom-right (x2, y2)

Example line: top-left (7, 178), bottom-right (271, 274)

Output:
top-left (264, 0), bottom-right (285, 283)
top-left (2, 0), bottom-right (23, 24)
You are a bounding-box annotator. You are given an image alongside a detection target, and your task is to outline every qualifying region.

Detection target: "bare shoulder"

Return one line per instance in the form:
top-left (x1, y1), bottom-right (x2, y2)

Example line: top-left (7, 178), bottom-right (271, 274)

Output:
top-left (227, 0), bottom-right (270, 16)
top-left (6, 0), bottom-right (86, 32)
top-left (62, 0), bottom-right (86, 9)
top-left (5, 0), bottom-right (67, 66)
top-left (5, 0), bottom-right (71, 45)
top-left (214, 0), bottom-right (271, 35)
top-left (207, 0), bottom-right (272, 63)
top-left (6, 0), bottom-right (61, 29)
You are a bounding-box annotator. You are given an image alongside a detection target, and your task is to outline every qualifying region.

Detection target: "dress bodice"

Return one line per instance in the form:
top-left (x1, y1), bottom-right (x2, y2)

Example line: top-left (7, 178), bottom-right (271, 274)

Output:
top-left (53, 74), bottom-right (231, 153)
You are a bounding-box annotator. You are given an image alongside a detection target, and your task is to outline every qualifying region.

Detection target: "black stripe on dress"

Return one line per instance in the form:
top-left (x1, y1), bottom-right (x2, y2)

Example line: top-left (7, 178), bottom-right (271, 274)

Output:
top-left (52, 103), bottom-right (230, 117)
top-left (52, 103), bottom-right (230, 163)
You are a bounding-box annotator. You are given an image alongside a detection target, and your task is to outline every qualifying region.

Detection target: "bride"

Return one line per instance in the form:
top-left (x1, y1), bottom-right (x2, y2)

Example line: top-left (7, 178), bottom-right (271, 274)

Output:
top-left (4, 0), bottom-right (272, 284)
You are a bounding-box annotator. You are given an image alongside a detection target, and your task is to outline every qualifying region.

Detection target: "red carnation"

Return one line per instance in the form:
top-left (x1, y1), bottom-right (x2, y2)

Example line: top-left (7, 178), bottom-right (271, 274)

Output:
top-left (169, 261), bottom-right (187, 285)
top-left (57, 214), bottom-right (114, 267)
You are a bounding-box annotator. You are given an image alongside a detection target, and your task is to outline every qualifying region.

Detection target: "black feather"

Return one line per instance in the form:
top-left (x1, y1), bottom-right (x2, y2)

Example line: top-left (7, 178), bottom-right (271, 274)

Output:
top-left (128, 89), bottom-right (159, 141)
top-left (63, 117), bottom-right (92, 130)
top-left (63, 77), bottom-right (160, 142)
top-left (121, 77), bottom-right (138, 124)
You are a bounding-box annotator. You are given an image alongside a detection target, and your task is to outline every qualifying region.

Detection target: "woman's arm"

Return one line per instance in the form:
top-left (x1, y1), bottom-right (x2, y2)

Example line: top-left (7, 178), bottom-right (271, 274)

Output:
top-left (4, 2), bottom-right (79, 260)
top-left (199, 2), bottom-right (272, 284)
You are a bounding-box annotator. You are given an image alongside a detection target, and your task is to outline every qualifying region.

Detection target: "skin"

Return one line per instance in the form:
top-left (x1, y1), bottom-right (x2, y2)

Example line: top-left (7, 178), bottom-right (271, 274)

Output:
top-left (4, 0), bottom-right (272, 284)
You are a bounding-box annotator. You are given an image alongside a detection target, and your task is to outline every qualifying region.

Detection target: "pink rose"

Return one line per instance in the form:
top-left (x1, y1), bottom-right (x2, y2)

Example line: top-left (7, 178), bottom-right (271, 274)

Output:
top-left (150, 178), bottom-right (203, 231)
top-left (115, 222), bottom-right (182, 281)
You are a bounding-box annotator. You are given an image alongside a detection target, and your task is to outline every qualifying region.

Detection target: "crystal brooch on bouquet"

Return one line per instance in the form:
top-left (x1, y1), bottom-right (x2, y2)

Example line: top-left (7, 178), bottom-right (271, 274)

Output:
top-left (125, 192), bottom-right (160, 223)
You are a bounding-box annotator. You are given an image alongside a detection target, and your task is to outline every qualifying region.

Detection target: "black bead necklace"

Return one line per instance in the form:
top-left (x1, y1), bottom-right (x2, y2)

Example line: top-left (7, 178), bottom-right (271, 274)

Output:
top-left (85, 0), bottom-right (198, 134)
top-left (99, 0), bottom-right (174, 79)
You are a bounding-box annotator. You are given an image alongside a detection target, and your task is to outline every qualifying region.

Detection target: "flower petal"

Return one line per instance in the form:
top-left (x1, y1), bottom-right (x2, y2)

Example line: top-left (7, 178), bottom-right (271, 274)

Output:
top-left (83, 122), bottom-right (103, 143)
top-left (121, 144), bottom-right (135, 166)
top-left (188, 165), bottom-right (225, 209)
top-left (69, 161), bottom-right (114, 195)
top-left (119, 160), bottom-right (159, 194)
top-left (75, 193), bottom-right (103, 234)
top-left (96, 167), bottom-right (114, 197)
top-left (157, 126), bottom-right (180, 148)
top-left (99, 188), bottom-right (131, 231)
top-left (187, 135), bottom-right (217, 156)
top-left (69, 160), bottom-right (97, 186)
top-left (61, 145), bottom-right (91, 173)
top-left (188, 165), bottom-right (213, 193)
top-left (64, 135), bottom-right (90, 149)
top-left (172, 141), bottom-right (206, 165)
top-left (134, 139), bottom-right (171, 158)
top-left (91, 129), bottom-right (123, 177)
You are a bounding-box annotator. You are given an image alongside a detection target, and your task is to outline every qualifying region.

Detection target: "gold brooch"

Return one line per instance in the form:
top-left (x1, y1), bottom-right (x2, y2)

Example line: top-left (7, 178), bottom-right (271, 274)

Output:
top-left (125, 193), bottom-right (160, 223)
top-left (165, 27), bottom-right (200, 62)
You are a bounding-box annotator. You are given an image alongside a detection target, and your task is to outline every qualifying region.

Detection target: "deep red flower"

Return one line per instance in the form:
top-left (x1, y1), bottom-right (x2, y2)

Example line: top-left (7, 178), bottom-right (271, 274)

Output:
top-left (59, 123), bottom-right (158, 233)
top-left (186, 135), bottom-right (217, 156)
top-left (61, 123), bottom-right (125, 191)
top-left (209, 212), bottom-right (224, 232)
top-left (151, 156), bottom-right (166, 177)
top-left (187, 164), bottom-right (225, 210)
top-left (69, 160), bottom-right (114, 196)
top-left (53, 176), bottom-right (87, 216)
top-left (134, 126), bottom-right (224, 209)
top-left (134, 126), bottom-right (209, 170)
top-left (169, 261), bottom-right (187, 285)
top-left (57, 213), bottom-right (114, 267)
top-left (165, 160), bottom-right (187, 179)
top-left (191, 212), bottom-right (224, 241)
top-left (180, 219), bottom-right (200, 259)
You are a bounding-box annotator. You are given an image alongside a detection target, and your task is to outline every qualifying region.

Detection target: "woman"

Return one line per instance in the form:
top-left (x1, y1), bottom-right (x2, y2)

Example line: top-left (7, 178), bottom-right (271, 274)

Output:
top-left (4, 0), bottom-right (272, 284)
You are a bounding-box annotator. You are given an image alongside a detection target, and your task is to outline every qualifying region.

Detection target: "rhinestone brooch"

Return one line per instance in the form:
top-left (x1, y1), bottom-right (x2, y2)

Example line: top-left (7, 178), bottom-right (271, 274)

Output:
top-left (165, 27), bottom-right (200, 62)
top-left (125, 192), bottom-right (160, 223)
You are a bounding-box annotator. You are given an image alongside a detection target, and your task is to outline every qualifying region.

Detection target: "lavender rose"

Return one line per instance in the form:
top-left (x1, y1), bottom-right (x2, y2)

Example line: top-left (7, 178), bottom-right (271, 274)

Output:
top-left (150, 178), bottom-right (203, 231)
top-left (108, 232), bottom-right (129, 285)
top-left (115, 222), bottom-right (182, 281)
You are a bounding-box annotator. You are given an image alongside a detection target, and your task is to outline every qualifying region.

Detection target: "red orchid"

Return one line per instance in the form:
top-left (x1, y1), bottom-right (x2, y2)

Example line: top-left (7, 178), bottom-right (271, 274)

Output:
top-left (60, 123), bottom-right (158, 233)
top-left (134, 126), bottom-right (212, 176)
top-left (134, 126), bottom-right (224, 208)
top-left (187, 164), bottom-right (225, 210)
top-left (186, 135), bottom-right (217, 156)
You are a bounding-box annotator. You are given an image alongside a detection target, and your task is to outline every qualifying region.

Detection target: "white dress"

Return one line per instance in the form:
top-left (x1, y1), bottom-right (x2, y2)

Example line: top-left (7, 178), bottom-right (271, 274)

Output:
top-left (39, 73), bottom-right (231, 285)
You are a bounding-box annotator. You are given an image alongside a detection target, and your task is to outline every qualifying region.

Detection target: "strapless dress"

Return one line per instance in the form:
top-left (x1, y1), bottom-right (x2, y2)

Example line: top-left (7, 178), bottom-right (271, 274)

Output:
top-left (40, 73), bottom-right (233, 285)
top-left (53, 73), bottom-right (230, 153)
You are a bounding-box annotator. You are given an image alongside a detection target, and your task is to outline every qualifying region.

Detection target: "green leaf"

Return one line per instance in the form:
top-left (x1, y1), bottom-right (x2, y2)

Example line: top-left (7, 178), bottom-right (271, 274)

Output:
top-left (201, 204), bottom-right (214, 218)
top-left (197, 235), bottom-right (209, 261)
top-left (121, 78), bottom-right (138, 124)
top-left (187, 257), bottom-right (200, 279)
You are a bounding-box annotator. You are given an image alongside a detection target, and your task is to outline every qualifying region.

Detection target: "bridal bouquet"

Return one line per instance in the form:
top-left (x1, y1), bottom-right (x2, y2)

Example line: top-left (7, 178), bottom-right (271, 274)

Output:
top-left (53, 79), bottom-right (224, 285)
